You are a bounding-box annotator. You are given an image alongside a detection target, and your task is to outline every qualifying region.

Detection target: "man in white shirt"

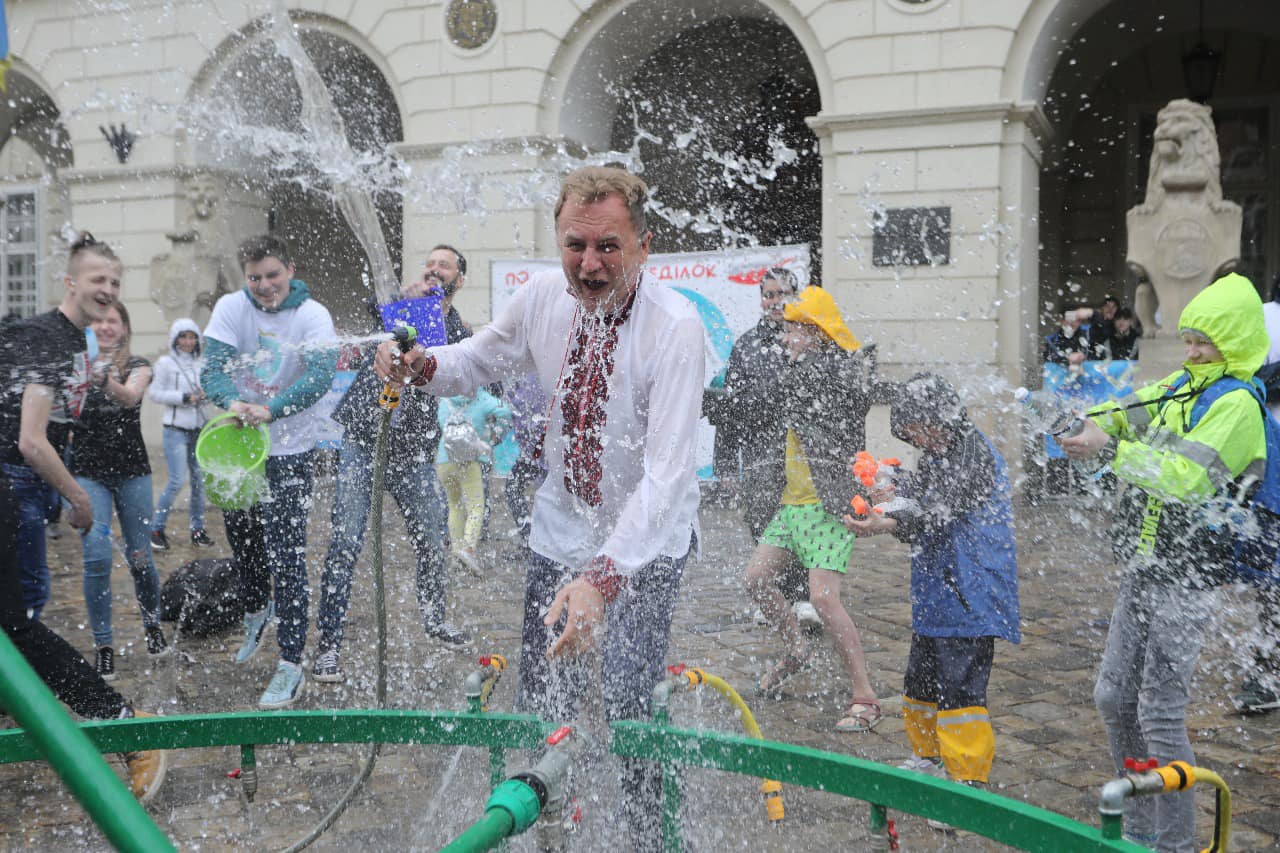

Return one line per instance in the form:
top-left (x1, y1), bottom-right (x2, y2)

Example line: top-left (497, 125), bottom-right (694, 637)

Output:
top-left (377, 166), bottom-right (704, 846)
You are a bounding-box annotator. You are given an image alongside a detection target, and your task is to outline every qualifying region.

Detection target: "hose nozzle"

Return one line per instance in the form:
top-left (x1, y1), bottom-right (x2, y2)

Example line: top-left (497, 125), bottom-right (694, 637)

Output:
top-left (379, 324), bottom-right (419, 411)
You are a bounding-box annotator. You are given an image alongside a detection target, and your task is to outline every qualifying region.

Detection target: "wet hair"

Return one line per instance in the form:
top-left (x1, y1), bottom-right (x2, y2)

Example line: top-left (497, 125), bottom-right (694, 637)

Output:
top-left (237, 234), bottom-right (292, 271)
top-left (889, 372), bottom-right (967, 443)
top-left (554, 166), bottom-right (649, 236)
top-left (430, 244), bottom-right (467, 276)
top-left (68, 231), bottom-right (119, 275)
top-left (761, 267), bottom-right (799, 294)
top-left (1114, 306), bottom-right (1135, 322)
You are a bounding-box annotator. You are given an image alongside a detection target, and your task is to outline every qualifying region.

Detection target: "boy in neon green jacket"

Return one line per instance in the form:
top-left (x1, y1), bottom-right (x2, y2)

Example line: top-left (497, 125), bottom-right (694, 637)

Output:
top-left (1061, 272), bottom-right (1267, 851)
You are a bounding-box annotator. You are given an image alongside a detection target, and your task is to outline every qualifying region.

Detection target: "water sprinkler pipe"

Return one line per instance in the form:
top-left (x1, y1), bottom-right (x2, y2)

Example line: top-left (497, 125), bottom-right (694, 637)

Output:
top-left (463, 654), bottom-right (508, 714)
top-left (1098, 760), bottom-right (1230, 850)
top-left (653, 665), bottom-right (785, 824)
top-left (440, 726), bottom-right (589, 853)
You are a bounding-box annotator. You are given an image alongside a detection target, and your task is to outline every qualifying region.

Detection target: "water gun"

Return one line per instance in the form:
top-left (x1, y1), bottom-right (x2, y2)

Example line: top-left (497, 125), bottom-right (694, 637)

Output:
top-left (378, 325), bottom-right (417, 411)
top-left (849, 451), bottom-right (900, 516)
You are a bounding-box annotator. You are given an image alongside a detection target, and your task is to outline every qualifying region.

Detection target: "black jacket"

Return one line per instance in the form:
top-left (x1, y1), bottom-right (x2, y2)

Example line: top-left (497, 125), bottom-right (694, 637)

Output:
top-left (780, 345), bottom-right (875, 514)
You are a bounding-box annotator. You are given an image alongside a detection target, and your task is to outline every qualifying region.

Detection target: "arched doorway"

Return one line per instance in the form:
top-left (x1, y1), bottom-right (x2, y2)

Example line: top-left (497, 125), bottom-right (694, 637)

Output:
top-left (551, 1), bottom-right (825, 273)
top-left (0, 67), bottom-right (72, 318)
top-left (183, 16), bottom-right (404, 330)
top-left (1037, 0), bottom-right (1280, 324)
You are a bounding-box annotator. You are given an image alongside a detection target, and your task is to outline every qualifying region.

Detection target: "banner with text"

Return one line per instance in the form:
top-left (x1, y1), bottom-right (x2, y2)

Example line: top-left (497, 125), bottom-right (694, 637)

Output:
top-left (491, 245), bottom-right (811, 478)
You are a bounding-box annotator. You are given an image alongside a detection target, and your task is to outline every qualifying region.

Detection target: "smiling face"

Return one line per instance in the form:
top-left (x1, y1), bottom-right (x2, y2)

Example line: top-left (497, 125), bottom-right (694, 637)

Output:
top-left (417, 248), bottom-right (463, 300)
top-left (92, 304), bottom-right (126, 351)
top-left (1181, 330), bottom-right (1224, 365)
top-left (760, 276), bottom-right (793, 322)
top-left (557, 193), bottom-right (651, 314)
top-left (175, 330), bottom-right (199, 354)
top-left (242, 255), bottom-right (294, 310)
top-left (64, 253), bottom-right (122, 329)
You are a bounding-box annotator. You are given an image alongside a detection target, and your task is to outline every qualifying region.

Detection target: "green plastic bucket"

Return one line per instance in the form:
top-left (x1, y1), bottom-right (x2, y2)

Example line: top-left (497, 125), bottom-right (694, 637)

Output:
top-left (196, 413), bottom-right (271, 510)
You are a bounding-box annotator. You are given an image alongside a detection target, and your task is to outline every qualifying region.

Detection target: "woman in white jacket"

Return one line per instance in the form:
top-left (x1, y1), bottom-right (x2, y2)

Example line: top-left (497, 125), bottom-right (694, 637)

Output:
top-left (148, 319), bottom-right (214, 550)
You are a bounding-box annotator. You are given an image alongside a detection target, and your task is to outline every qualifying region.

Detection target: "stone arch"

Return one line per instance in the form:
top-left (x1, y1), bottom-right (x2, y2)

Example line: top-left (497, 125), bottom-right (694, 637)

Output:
top-left (174, 10), bottom-right (405, 330)
top-left (539, 0), bottom-right (830, 261)
top-left (0, 58), bottom-right (72, 173)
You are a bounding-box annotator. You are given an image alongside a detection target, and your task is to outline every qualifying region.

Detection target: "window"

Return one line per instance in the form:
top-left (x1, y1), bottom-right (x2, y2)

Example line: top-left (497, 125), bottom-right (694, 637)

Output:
top-left (1, 190), bottom-right (40, 319)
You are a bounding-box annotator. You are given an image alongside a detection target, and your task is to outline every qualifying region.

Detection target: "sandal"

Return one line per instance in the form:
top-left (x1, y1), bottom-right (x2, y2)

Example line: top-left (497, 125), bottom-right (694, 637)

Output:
top-left (835, 699), bottom-right (882, 733)
top-left (756, 648), bottom-right (811, 697)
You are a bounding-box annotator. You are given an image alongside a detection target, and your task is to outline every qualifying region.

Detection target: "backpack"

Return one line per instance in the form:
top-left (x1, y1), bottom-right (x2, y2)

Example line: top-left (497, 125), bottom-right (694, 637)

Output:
top-left (159, 558), bottom-right (245, 637)
top-left (442, 407), bottom-right (487, 462)
top-left (1162, 374), bottom-right (1280, 586)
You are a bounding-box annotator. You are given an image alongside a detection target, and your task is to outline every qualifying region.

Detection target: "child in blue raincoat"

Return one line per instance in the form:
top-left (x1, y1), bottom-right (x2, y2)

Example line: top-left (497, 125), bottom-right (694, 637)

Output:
top-left (844, 372), bottom-right (1019, 796)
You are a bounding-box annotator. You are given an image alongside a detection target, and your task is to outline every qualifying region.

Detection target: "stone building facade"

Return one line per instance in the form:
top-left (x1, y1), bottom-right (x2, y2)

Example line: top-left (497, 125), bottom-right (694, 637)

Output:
top-left (2, 0), bottom-right (1277, 445)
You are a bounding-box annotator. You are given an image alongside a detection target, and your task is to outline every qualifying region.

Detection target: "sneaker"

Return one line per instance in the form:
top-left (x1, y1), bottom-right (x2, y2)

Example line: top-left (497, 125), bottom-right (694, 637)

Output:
top-left (235, 601), bottom-right (274, 664)
top-left (149, 530), bottom-right (170, 551)
top-left (1235, 677), bottom-right (1280, 714)
top-left (425, 620), bottom-right (473, 647)
top-left (96, 646), bottom-right (117, 682)
top-left (793, 601), bottom-right (822, 629)
top-left (190, 529), bottom-right (215, 547)
top-left (751, 607), bottom-right (768, 625)
top-left (312, 648), bottom-right (343, 683)
top-left (454, 546), bottom-right (482, 576)
top-left (899, 755), bottom-right (947, 778)
top-left (259, 660), bottom-right (305, 709)
top-left (145, 626), bottom-right (169, 656)
top-left (122, 711), bottom-right (168, 804)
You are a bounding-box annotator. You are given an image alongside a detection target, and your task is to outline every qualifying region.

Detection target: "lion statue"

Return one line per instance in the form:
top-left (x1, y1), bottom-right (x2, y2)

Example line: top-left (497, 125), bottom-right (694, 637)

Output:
top-left (1126, 99), bottom-right (1241, 336)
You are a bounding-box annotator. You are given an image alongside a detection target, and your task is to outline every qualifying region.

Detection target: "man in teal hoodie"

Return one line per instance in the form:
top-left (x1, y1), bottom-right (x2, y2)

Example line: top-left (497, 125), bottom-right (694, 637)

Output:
top-left (201, 235), bottom-right (336, 709)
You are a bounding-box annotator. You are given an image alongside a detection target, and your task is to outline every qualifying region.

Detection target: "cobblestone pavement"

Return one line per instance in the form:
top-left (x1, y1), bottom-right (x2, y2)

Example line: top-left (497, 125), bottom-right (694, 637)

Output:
top-left (1, 470), bottom-right (1278, 851)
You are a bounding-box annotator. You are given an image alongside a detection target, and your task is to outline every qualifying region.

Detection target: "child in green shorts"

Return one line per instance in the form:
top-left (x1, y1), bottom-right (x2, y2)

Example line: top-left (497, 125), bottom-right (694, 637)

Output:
top-left (743, 286), bottom-right (880, 732)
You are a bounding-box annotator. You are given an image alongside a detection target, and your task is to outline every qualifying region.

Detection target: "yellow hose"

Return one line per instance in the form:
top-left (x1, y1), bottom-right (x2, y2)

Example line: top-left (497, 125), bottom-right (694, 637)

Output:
top-left (1193, 768), bottom-right (1231, 853)
top-left (682, 668), bottom-right (784, 823)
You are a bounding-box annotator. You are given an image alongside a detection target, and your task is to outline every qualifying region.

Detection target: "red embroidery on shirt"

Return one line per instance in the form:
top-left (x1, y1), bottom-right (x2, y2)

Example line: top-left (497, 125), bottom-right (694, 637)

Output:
top-left (559, 291), bottom-right (637, 507)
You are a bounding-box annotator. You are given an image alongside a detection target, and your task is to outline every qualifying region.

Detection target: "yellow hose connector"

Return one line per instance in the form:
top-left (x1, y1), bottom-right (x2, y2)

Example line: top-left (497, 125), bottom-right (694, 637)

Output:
top-left (669, 666), bottom-right (784, 825)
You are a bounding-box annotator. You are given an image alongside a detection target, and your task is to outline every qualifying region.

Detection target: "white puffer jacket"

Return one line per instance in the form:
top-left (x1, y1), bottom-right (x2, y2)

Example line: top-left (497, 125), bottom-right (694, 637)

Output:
top-left (149, 318), bottom-right (208, 429)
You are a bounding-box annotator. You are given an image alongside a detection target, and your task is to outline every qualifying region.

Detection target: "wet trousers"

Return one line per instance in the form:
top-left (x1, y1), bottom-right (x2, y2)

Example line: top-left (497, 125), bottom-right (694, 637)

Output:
top-left (1094, 577), bottom-right (1214, 852)
top-left (0, 463), bottom-right (51, 618)
top-left (317, 439), bottom-right (449, 651)
top-left (222, 452), bottom-right (314, 665)
top-left (515, 547), bottom-right (688, 853)
top-left (77, 473), bottom-right (162, 648)
top-left (0, 474), bottom-right (126, 719)
top-left (436, 461), bottom-right (484, 551)
top-left (902, 635), bottom-right (996, 782)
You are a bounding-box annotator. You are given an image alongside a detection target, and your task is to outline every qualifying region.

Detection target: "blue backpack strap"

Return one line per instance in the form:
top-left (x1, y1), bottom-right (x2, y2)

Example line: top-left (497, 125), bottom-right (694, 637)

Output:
top-left (1186, 376), bottom-right (1266, 430)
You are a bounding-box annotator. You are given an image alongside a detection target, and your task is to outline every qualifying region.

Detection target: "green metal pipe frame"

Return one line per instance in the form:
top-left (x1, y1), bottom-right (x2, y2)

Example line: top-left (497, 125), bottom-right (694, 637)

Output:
top-left (0, 630), bottom-right (176, 853)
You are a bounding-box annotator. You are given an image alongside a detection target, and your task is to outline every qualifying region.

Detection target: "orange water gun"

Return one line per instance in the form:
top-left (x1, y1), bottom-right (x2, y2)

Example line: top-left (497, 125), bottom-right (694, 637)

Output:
top-left (849, 451), bottom-right (900, 516)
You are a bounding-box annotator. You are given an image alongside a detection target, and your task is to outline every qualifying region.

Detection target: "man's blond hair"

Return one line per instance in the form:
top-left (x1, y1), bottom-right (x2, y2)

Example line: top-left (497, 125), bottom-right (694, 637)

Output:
top-left (554, 166), bottom-right (649, 236)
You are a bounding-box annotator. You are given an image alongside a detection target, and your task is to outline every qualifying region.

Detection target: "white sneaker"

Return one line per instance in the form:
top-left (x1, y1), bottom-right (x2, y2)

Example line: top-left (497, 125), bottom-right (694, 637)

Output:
top-left (793, 601), bottom-right (822, 628)
top-left (752, 608), bottom-right (768, 625)
top-left (899, 755), bottom-right (947, 777)
top-left (454, 546), bottom-right (482, 576)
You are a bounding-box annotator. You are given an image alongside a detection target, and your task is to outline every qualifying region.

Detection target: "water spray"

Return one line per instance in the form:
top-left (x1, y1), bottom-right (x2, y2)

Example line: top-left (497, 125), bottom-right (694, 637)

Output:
top-left (1098, 759), bottom-right (1231, 851)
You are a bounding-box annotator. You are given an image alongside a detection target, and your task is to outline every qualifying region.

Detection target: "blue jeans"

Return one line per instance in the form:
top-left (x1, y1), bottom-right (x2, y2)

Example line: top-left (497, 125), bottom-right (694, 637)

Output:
top-left (223, 452), bottom-right (315, 664)
top-left (1094, 577), bottom-right (1214, 852)
top-left (76, 474), bottom-right (162, 648)
top-left (317, 439), bottom-right (449, 651)
top-left (515, 545), bottom-right (688, 850)
top-left (153, 426), bottom-right (205, 533)
top-left (0, 463), bottom-right (52, 619)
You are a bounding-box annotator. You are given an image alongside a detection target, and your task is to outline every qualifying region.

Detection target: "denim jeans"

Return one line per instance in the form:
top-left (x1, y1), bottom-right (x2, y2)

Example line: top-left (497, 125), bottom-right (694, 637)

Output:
top-left (153, 426), bottom-right (205, 533)
top-left (317, 440), bottom-right (449, 651)
top-left (515, 545), bottom-right (688, 851)
top-left (0, 463), bottom-right (53, 619)
top-left (76, 474), bottom-right (162, 648)
top-left (1094, 577), bottom-right (1215, 852)
top-left (1, 474), bottom-right (127, 719)
top-left (223, 452), bottom-right (314, 664)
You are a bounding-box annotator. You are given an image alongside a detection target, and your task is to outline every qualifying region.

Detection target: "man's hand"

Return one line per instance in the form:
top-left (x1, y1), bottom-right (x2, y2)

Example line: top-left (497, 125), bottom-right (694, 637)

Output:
top-left (1058, 417), bottom-right (1110, 460)
top-left (229, 400), bottom-right (272, 427)
top-left (842, 513), bottom-right (897, 536)
top-left (544, 577), bottom-right (606, 659)
top-left (374, 341), bottom-right (429, 383)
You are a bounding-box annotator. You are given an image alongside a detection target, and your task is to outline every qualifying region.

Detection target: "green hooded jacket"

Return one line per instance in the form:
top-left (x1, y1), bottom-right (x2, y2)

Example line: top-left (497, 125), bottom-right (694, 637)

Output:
top-left (1089, 273), bottom-right (1268, 580)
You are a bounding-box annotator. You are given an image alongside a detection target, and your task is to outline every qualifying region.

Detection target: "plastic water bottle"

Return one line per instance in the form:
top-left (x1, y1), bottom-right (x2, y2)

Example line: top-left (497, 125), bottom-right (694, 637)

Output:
top-left (1014, 387), bottom-right (1085, 437)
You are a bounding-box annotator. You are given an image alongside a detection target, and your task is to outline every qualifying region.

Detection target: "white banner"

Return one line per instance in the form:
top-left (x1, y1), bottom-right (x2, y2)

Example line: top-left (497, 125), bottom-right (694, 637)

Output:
top-left (491, 245), bottom-right (810, 478)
